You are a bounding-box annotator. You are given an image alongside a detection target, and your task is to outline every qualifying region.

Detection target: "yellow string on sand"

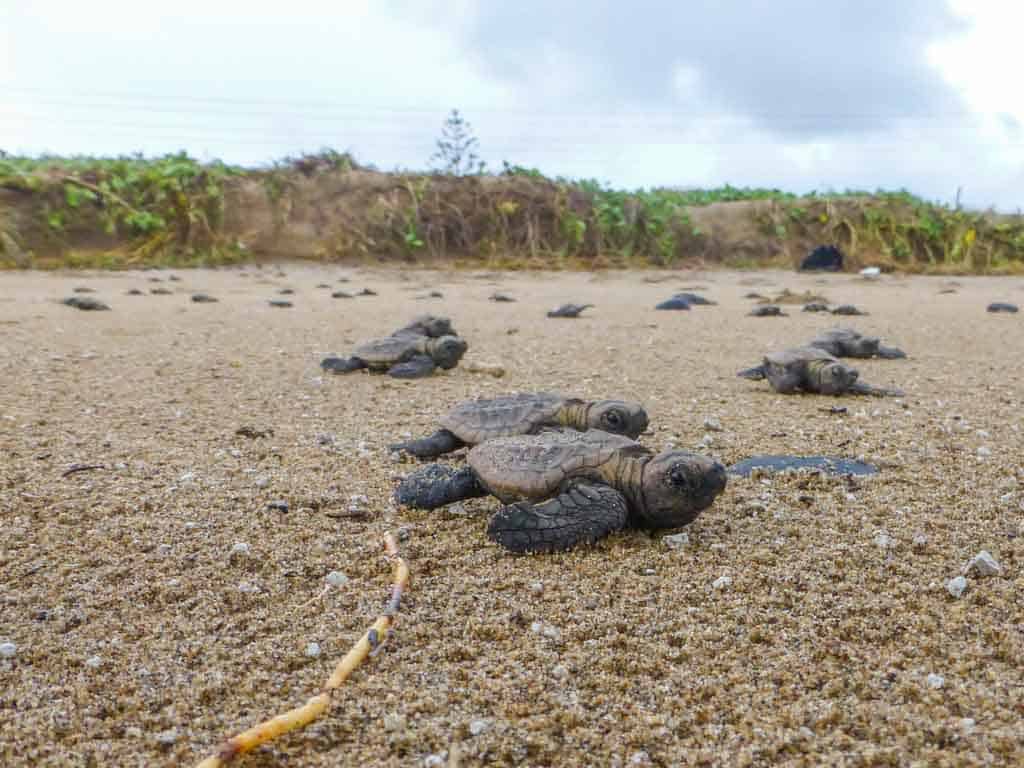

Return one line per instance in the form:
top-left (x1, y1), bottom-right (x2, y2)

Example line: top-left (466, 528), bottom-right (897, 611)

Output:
top-left (194, 533), bottom-right (409, 767)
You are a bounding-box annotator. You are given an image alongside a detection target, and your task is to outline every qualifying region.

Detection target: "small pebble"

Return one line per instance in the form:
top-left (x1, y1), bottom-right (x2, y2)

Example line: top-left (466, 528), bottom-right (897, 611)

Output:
top-left (530, 621), bottom-right (562, 641)
top-left (85, 655), bottom-right (102, 668)
top-left (0, 642), bottom-right (16, 658)
top-left (702, 416), bottom-right (723, 432)
top-left (959, 718), bottom-right (976, 732)
top-left (156, 729), bottom-right (178, 748)
top-left (267, 500), bottom-right (289, 512)
top-left (231, 542), bottom-right (251, 556)
top-left (383, 713), bottom-right (406, 732)
top-left (712, 575), bottom-right (732, 590)
top-left (946, 575), bottom-right (968, 598)
top-left (926, 673), bottom-right (945, 689)
top-left (326, 571), bottom-right (349, 587)
top-left (529, 581), bottom-right (544, 596)
top-left (663, 532), bottom-right (690, 549)
top-left (874, 532), bottom-right (894, 549)
top-left (423, 755), bottom-right (445, 768)
top-left (305, 642), bottom-right (321, 658)
top-left (965, 550), bottom-right (1002, 577)
top-left (469, 719), bottom-right (491, 736)
top-left (238, 581), bottom-right (260, 594)
top-left (912, 533), bottom-right (929, 551)
top-left (977, 446), bottom-right (991, 457)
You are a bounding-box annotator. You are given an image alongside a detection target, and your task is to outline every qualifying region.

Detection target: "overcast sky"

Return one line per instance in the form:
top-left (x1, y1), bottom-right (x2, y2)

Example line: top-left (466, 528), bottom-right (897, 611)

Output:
top-left (3, 1), bottom-right (1024, 209)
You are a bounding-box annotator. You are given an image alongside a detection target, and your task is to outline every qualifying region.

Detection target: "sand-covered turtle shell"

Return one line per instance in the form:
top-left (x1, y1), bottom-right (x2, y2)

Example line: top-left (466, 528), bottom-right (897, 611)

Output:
top-left (763, 345), bottom-right (836, 376)
top-left (439, 392), bottom-right (573, 444)
top-left (467, 429), bottom-right (648, 503)
top-left (352, 336), bottom-right (423, 367)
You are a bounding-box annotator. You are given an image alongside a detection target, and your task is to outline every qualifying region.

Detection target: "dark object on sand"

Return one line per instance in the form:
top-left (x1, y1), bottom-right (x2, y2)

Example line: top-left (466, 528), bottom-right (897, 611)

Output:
top-left (655, 297), bottom-right (691, 311)
top-left (191, 293), bottom-right (218, 303)
top-left (321, 333), bottom-right (468, 379)
top-left (803, 302), bottom-right (830, 312)
top-left (987, 302), bottom-right (1019, 313)
top-left (62, 296), bottom-right (110, 311)
top-left (831, 304), bottom-right (868, 316)
top-left (547, 303), bottom-right (593, 318)
top-left (490, 292), bottom-right (516, 303)
top-left (799, 245), bottom-right (844, 272)
top-left (738, 347), bottom-right (904, 397)
top-left (748, 305), bottom-right (786, 317)
top-left (809, 328), bottom-right (906, 359)
top-left (268, 300), bottom-right (293, 308)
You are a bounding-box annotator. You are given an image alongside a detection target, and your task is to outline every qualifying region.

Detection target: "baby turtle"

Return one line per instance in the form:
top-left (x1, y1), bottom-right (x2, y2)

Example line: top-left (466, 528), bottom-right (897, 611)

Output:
top-left (547, 303), bottom-right (593, 318)
top-left (987, 302), bottom-right (1019, 313)
top-left (673, 292), bottom-right (716, 306)
top-left (320, 334), bottom-right (468, 379)
top-left (809, 328), bottom-right (906, 359)
top-left (655, 296), bottom-right (691, 311)
top-left (394, 428), bottom-right (727, 553)
top-left (831, 304), bottom-right (868, 316)
top-left (61, 296), bottom-right (110, 311)
top-left (390, 392), bottom-right (650, 459)
top-left (191, 293), bottom-right (218, 303)
top-left (72, 286), bottom-right (96, 293)
top-left (489, 291), bottom-right (516, 303)
top-left (125, 289), bottom-right (144, 296)
top-left (268, 299), bottom-right (293, 308)
top-left (738, 346), bottom-right (904, 396)
top-left (150, 287), bottom-right (173, 296)
top-left (749, 305), bottom-right (786, 317)
top-left (802, 302), bottom-right (830, 313)
top-left (331, 291), bottom-right (353, 299)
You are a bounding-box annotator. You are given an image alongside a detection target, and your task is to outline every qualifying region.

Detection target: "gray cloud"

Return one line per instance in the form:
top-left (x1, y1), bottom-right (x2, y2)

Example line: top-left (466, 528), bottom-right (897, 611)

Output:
top-left (466, 1), bottom-right (968, 138)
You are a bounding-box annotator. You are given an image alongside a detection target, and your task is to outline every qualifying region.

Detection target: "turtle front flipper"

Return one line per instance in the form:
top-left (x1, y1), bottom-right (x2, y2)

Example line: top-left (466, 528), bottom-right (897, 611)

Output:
top-left (486, 482), bottom-right (629, 554)
top-left (848, 381), bottom-right (905, 397)
top-left (876, 345), bottom-right (907, 360)
top-left (390, 429), bottom-right (466, 459)
top-left (387, 354), bottom-right (436, 379)
top-left (737, 364), bottom-right (767, 380)
top-left (394, 464), bottom-right (487, 509)
top-left (321, 356), bottom-right (366, 374)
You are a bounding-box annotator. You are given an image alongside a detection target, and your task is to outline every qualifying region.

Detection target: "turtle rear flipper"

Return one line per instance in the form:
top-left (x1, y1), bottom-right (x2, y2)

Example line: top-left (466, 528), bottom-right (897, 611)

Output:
top-left (737, 364), bottom-right (767, 380)
top-left (486, 482), bottom-right (629, 553)
top-left (321, 356), bottom-right (366, 374)
top-left (876, 345), bottom-right (907, 360)
top-left (387, 354), bottom-right (437, 379)
top-left (849, 381), bottom-right (905, 397)
top-left (390, 429), bottom-right (466, 459)
top-left (394, 464), bottom-right (487, 509)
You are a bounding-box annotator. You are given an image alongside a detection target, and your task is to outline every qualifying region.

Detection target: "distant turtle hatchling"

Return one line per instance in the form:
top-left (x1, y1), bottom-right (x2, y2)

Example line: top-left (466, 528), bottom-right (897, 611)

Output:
top-left (655, 296), bottom-right (691, 311)
top-left (191, 293), bottom-right (218, 303)
top-left (61, 296), bottom-right (110, 311)
top-left (738, 346), bottom-right (904, 397)
top-left (125, 289), bottom-right (144, 296)
top-left (321, 317), bottom-right (467, 379)
top-left (390, 392), bottom-right (650, 459)
top-left (547, 303), bottom-right (593, 318)
top-left (150, 287), bottom-right (173, 295)
top-left (802, 302), bottom-right (830, 313)
top-left (394, 428), bottom-right (727, 553)
top-left (809, 328), bottom-right (906, 359)
top-left (748, 305), bottom-right (786, 317)
top-left (268, 299), bottom-right (293, 308)
top-left (987, 302), bottom-right (1019, 313)
top-left (72, 286), bottom-right (95, 293)
top-left (831, 304), bottom-right (868, 316)
top-left (489, 292), bottom-right (516, 303)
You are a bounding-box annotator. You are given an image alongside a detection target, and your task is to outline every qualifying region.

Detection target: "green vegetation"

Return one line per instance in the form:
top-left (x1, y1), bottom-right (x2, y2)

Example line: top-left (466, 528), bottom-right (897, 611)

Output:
top-left (2, 150), bottom-right (1023, 273)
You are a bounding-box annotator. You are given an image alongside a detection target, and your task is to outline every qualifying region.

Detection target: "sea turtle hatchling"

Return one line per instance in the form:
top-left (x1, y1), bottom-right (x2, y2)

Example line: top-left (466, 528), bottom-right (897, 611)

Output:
top-left (749, 305), bottom-right (786, 317)
top-left (390, 392), bottom-right (650, 459)
top-left (809, 328), bottom-right (906, 359)
top-left (547, 303), bottom-right (593, 318)
top-left (394, 428), bottom-right (727, 553)
top-left (320, 333), bottom-right (468, 379)
top-left (738, 346), bottom-right (904, 396)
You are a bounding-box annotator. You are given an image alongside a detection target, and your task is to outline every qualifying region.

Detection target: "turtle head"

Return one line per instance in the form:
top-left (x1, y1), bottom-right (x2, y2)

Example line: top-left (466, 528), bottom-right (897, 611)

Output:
top-left (813, 360), bottom-right (859, 394)
top-left (586, 400), bottom-right (649, 438)
top-left (637, 451), bottom-right (727, 529)
top-left (427, 335), bottom-right (468, 369)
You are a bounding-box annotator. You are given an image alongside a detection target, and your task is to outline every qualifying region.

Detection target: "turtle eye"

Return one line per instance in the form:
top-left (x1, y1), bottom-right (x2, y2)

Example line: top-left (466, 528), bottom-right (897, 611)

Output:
top-left (604, 410), bottom-right (622, 428)
top-left (669, 464), bottom-right (692, 488)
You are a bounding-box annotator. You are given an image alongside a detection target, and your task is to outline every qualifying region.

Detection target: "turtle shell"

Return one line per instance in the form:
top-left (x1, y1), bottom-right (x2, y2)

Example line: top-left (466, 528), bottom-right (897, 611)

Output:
top-left (352, 336), bottom-right (422, 368)
top-left (763, 346), bottom-right (837, 384)
top-left (439, 392), bottom-right (570, 444)
top-left (468, 429), bottom-right (646, 503)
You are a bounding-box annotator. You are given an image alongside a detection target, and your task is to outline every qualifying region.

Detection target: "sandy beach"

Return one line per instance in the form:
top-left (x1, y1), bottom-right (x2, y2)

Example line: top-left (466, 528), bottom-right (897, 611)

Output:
top-left (1, 265), bottom-right (1021, 767)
